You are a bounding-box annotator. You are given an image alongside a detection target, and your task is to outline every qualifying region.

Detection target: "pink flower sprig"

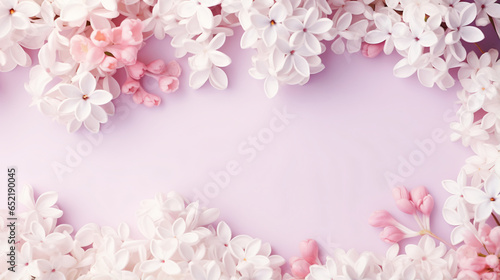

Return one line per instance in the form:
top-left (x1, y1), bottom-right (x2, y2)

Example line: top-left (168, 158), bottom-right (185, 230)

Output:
top-left (288, 239), bottom-right (320, 279)
top-left (370, 186), bottom-right (452, 247)
top-left (69, 19), bottom-right (144, 73)
top-left (122, 59), bottom-right (181, 107)
top-left (457, 224), bottom-right (500, 278)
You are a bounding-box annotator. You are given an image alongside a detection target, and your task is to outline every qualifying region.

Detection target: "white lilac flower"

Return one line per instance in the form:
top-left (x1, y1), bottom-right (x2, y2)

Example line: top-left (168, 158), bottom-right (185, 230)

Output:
top-left (275, 38), bottom-right (312, 78)
top-left (19, 184), bottom-right (63, 222)
top-left (158, 218), bottom-right (200, 245)
top-left (463, 173), bottom-right (500, 221)
top-left (57, 72), bottom-right (113, 122)
top-left (189, 261), bottom-right (221, 280)
top-left (141, 0), bottom-right (175, 40)
top-left (329, 13), bottom-right (368, 54)
top-left (445, 4), bottom-right (485, 61)
top-left (474, 0), bottom-right (500, 26)
top-left (364, 13), bottom-right (397, 55)
top-left (140, 239), bottom-right (182, 275)
top-left (443, 169), bottom-right (473, 212)
top-left (185, 33), bottom-right (232, 71)
top-left (404, 235), bottom-right (447, 271)
top-left (283, 7), bottom-right (333, 54)
top-left (250, 3), bottom-right (288, 47)
top-left (248, 59), bottom-right (279, 98)
top-left (0, 0), bottom-right (40, 38)
top-left (442, 202), bottom-right (476, 245)
top-left (330, 0), bottom-right (366, 16)
top-left (400, 0), bottom-right (441, 25)
top-left (32, 256), bottom-right (77, 280)
top-left (458, 49), bottom-right (498, 80)
top-left (177, 0), bottom-right (219, 31)
top-left (307, 257), bottom-right (341, 279)
top-left (450, 111), bottom-right (489, 147)
top-left (393, 21), bottom-right (438, 65)
top-left (463, 143), bottom-right (498, 185)
top-left (232, 238), bottom-right (270, 270)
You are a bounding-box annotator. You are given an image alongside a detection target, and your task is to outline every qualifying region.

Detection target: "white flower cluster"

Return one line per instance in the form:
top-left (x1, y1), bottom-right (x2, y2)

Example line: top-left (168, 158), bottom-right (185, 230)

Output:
top-left (451, 50), bottom-right (500, 148)
top-left (291, 236), bottom-right (457, 280)
top-left (441, 50), bottom-right (500, 248)
top-left (15, 0), bottom-right (138, 133)
top-left (0, 185), bottom-right (285, 280)
top-left (1, 0), bottom-right (499, 133)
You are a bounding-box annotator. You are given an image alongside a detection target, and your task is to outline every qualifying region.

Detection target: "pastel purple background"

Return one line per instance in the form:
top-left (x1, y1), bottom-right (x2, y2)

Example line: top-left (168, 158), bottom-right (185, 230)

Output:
top-left (1, 28), bottom-right (498, 263)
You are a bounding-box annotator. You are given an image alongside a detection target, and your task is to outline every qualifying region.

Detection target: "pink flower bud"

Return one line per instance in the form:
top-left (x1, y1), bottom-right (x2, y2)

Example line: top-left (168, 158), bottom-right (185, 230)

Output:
top-left (393, 186), bottom-right (416, 215)
top-left (159, 76), bottom-right (179, 93)
top-left (127, 61), bottom-right (146, 80)
top-left (419, 195), bottom-right (434, 216)
top-left (143, 93), bottom-right (161, 107)
top-left (299, 239), bottom-right (318, 265)
top-left (488, 227), bottom-right (500, 249)
top-left (164, 61), bottom-right (182, 77)
top-left (91, 29), bottom-right (112, 48)
top-left (69, 35), bottom-right (101, 64)
top-left (457, 245), bottom-right (486, 272)
top-left (121, 78), bottom-right (141, 94)
top-left (463, 231), bottom-right (482, 249)
top-left (100, 56), bottom-right (118, 72)
top-left (456, 270), bottom-right (481, 280)
top-left (146, 59), bottom-right (166, 74)
top-left (395, 199), bottom-right (416, 215)
top-left (482, 272), bottom-right (499, 280)
top-left (369, 210), bottom-right (396, 228)
top-left (132, 87), bottom-right (147, 104)
top-left (392, 186), bottom-right (410, 200)
top-left (112, 19), bottom-right (143, 46)
top-left (120, 46), bottom-right (139, 66)
top-left (289, 257), bottom-right (311, 279)
top-left (410, 186), bottom-right (429, 204)
top-left (361, 42), bottom-right (384, 58)
top-left (379, 226), bottom-right (406, 244)
top-left (485, 255), bottom-right (499, 269)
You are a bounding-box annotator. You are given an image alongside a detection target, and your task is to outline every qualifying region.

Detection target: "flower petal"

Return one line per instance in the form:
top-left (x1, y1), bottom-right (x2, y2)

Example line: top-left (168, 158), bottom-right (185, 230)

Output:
top-left (58, 98), bottom-right (81, 114)
top-left (79, 73), bottom-right (97, 95)
top-left (283, 18), bottom-right (302, 32)
top-left (75, 100), bottom-right (91, 121)
top-left (269, 3), bottom-right (287, 22)
top-left (59, 84), bottom-right (83, 98)
top-left (485, 174), bottom-right (500, 197)
top-left (208, 33), bottom-right (226, 50)
top-left (250, 13), bottom-right (270, 29)
top-left (463, 187), bottom-right (488, 204)
top-left (189, 69), bottom-right (210, 89)
top-left (209, 51), bottom-right (231, 67)
top-left (11, 13), bottom-right (29, 30)
top-left (196, 6), bottom-right (214, 29)
top-left (209, 67), bottom-right (228, 90)
top-left (461, 4), bottom-right (477, 26)
top-left (88, 90), bottom-right (112, 105)
top-left (460, 26), bottom-right (485, 43)
top-left (365, 29), bottom-right (390, 44)
top-left (262, 26), bottom-right (277, 46)
top-left (140, 260), bottom-right (161, 273)
top-left (264, 76), bottom-right (279, 98)
top-left (292, 54), bottom-right (310, 77)
top-left (162, 260), bottom-right (181, 275)
top-left (0, 16), bottom-right (12, 38)
top-left (475, 201), bottom-right (493, 221)
top-left (91, 104), bottom-right (108, 123)
top-left (16, 1), bottom-right (40, 17)
top-left (308, 18), bottom-right (333, 34)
